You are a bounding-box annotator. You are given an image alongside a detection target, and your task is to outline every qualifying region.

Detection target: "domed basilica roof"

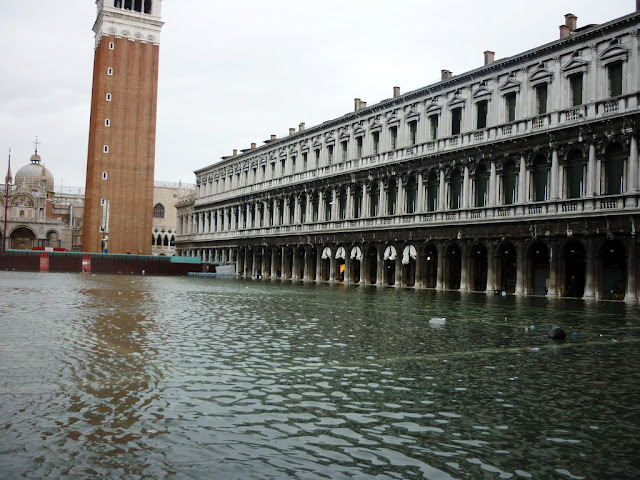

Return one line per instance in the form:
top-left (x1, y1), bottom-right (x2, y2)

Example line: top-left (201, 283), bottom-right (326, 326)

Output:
top-left (14, 153), bottom-right (54, 193)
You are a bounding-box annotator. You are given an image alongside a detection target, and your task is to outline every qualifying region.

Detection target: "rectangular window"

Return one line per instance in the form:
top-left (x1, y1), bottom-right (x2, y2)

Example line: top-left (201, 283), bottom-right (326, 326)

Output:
top-left (356, 137), bottom-right (363, 157)
top-left (280, 159), bottom-right (286, 176)
top-left (390, 126), bottom-right (398, 149)
top-left (429, 114), bottom-right (439, 140)
top-left (476, 101), bottom-right (488, 129)
top-left (103, 145), bottom-right (109, 153)
top-left (252, 167), bottom-right (257, 183)
top-left (105, 119), bottom-right (110, 127)
top-left (327, 145), bottom-right (334, 164)
top-left (102, 172), bottom-right (108, 180)
top-left (505, 93), bottom-right (516, 122)
top-left (536, 84), bottom-right (548, 115)
top-left (451, 108), bottom-right (462, 135)
top-left (106, 93), bottom-right (112, 101)
top-left (261, 165), bottom-right (266, 181)
top-left (271, 163), bottom-right (276, 179)
top-left (107, 67), bottom-right (113, 75)
top-left (570, 73), bottom-right (583, 106)
top-left (372, 131), bottom-right (380, 154)
top-left (609, 62), bottom-right (623, 97)
top-left (303, 152), bottom-right (308, 171)
top-left (314, 148), bottom-right (320, 168)
top-left (408, 120), bottom-right (417, 145)
top-left (291, 155), bottom-right (296, 174)
top-left (341, 141), bottom-right (348, 161)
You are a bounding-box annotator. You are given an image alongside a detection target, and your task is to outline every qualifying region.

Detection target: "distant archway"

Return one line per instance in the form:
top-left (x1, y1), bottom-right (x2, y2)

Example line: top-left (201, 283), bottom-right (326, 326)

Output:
top-left (599, 239), bottom-right (626, 300)
top-left (469, 243), bottom-right (488, 292)
top-left (528, 241), bottom-right (550, 296)
top-left (10, 227), bottom-right (36, 250)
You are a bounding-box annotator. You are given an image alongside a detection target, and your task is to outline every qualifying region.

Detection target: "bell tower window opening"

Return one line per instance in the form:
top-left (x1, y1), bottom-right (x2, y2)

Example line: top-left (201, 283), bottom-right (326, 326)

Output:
top-left (114, 0), bottom-right (122, 7)
top-left (124, 0), bottom-right (132, 10)
top-left (134, 0), bottom-right (142, 12)
top-left (144, 0), bottom-right (153, 14)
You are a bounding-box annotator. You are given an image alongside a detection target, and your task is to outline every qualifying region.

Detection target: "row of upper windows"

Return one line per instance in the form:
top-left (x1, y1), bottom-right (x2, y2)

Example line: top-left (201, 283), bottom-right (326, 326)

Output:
top-left (200, 61), bottom-right (626, 196)
top-left (113, 0), bottom-right (153, 14)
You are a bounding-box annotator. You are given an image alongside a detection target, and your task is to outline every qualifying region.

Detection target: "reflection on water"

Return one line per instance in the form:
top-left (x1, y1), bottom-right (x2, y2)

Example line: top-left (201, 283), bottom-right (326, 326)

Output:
top-left (1, 272), bottom-right (639, 479)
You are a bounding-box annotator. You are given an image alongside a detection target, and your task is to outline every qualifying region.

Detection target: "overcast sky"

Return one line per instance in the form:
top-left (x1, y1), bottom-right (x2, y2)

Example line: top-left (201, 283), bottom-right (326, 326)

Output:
top-left (0, 1), bottom-right (634, 191)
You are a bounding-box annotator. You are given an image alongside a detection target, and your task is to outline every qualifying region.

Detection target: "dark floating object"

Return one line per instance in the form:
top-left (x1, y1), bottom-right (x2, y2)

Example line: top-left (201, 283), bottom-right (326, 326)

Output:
top-left (547, 326), bottom-right (567, 340)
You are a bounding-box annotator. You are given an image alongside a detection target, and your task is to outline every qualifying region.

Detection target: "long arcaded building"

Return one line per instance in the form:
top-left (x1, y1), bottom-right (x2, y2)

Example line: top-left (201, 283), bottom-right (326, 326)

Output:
top-left (175, 7), bottom-right (640, 301)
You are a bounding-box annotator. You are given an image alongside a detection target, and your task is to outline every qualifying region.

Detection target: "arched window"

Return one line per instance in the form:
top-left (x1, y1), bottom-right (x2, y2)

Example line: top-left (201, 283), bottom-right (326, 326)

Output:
top-left (474, 164), bottom-right (489, 207)
top-left (405, 176), bottom-right (417, 213)
top-left (427, 171), bottom-right (439, 212)
top-left (163, 236), bottom-right (169, 247)
top-left (449, 170), bottom-right (462, 210)
top-left (156, 235), bottom-right (162, 246)
top-left (502, 161), bottom-right (517, 205)
top-left (144, 0), bottom-right (153, 14)
top-left (532, 155), bottom-right (549, 202)
top-left (153, 203), bottom-right (165, 218)
top-left (603, 143), bottom-right (625, 195)
top-left (386, 179), bottom-right (397, 215)
top-left (565, 150), bottom-right (584, 199)
top-left (338, 188), bottom-right (347, 220)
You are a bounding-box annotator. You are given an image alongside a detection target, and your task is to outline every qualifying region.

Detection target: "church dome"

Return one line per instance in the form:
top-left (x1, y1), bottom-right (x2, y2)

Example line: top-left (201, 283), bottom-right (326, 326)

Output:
top-left (15, 154), bottom-right (54, 193)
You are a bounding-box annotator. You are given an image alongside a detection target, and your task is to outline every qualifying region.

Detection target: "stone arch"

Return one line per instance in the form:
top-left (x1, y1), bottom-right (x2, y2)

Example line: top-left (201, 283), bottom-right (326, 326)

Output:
top-left (10, 226), bottom-right (37, 250)
top-left (421, 242), bottom-right (439, 288)
top-left (349, 244), bottom-right (363, 283)
top-left (560, 239), bottom-right (586, 298)
top-left (472, 162), bottom-right (489, 207)
top-left (383, 244), bottom-right (397, 285)
top-left (444, 242), bottom-right (462, 290)
top-left (426, 170), bottom-right (439, 211)
top-left (530, 154), bottom-right (550, 202)
top-left (46, 230), bottom-right (60, 248)
top-left (364, 244), bottom-right (379, 284)
top-left (527, 240), bottom-right (550, 295)
top-left (401, 243), bottom-right (417, 286)
top-left (598, 239), bottom-right (626, 300)
top-left (404, 175), bottom-right (418, 213)
top-left (334, 245), bottom-right (347, 282)
top-left (468, 242), bottom-right (488, 292)
top-left (496, 240), bottom-right (518, 293)
top-left (501, 159), bottom-right (517, 205)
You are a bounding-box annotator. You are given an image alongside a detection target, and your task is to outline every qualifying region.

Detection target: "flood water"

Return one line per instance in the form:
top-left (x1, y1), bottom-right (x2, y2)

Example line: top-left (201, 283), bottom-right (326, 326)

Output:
top-left (1, 271), bottom-right (639, 479)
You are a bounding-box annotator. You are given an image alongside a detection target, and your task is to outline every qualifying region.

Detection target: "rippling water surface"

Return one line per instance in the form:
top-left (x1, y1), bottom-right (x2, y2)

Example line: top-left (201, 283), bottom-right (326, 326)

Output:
top-left (1, 271), bottom-right (639, 479)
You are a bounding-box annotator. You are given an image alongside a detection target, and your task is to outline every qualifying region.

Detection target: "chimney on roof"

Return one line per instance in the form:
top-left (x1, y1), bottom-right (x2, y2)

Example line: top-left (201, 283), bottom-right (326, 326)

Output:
top-left (565, 13), bottom-right (577, 31)
top-left (393, 86), bottom-right (401, 98)
top-left (251, 143), bottom-right (256, 149)
top-left (354, 98), bottom-right (362, 111)
top-left (299, 122), bottom-right (305, 132)
top-left (289, 128), bottom-right (295, 136)
top-left (441, 69), bottom-right (452, 80)
top-left (484, 51), bottom-right (495, 66)
top-left (559, 24), bottom-right (570, 39)
top-left (271, 134), bottom-right (276, 141)
top-left (233, 149), bottom-right (237, 156)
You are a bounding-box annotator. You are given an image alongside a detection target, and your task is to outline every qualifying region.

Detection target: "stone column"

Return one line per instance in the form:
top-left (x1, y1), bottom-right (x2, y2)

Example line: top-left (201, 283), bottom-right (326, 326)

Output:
top-left (629, 135), bottom-right (639, 193)
top-left (627, 239), bottom-right (638, 301)
top-left (376, 247), bottom-right (384, 285)
top-left (584, 239), bottom-right (596, 299)
top-left (292, 249), bottom-right (299, 280)
top-left (414, 249), bottom-right (423, 288)
top-left (378, 180), bottom-right (385, 216)
top-left (270, 246), bottom-right (277, 278)
top-left (518, 156), bottom-right (527, 203)
top-left (547, 241), bottom-right (558, 296)
top-left (346, 185), bottom-right (352, 219)
top-left (436, 243), bottom-right (445, 289)
top-left (486, 244), bottom-right (496, 292)
top-left (489, 162), bottom-right (497, 207)
top-left (515, 241), bottom-right (525, 294)
top-left (462, 166), bottom-right (470, 209)
top-left (438, 170), bottom-right (446, 211)
top-left (395, 251), bottom-right (402, 285)
top-left (281, 246), bottom-right (287, 279)
top-left (550, 149), bottom-right (559, 200)
top-left (417, 173), bottom-right (424, 213)
top-left (460, 244), bottom-right (469, 291)
top-left (252, 248), bottom-right (258, 278)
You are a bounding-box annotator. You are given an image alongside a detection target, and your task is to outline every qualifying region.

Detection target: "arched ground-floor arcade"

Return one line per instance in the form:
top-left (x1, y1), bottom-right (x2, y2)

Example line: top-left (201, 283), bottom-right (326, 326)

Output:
top-left (177, 214), bottom-right (639, 302)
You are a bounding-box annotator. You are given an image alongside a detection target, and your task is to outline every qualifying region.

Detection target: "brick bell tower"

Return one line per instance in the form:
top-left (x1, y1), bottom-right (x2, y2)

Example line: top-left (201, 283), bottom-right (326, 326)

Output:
top-left (83, 0), bottom-right (163, 254)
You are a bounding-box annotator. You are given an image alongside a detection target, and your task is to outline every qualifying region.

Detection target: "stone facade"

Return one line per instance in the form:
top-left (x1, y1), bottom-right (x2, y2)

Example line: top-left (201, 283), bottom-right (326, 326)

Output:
top-left (176, 10), bottom-right (640, 302)
top-left (83, 0), bottom-right (163, 255)
top-left (152, 181), bottom-right (195, 256)
top-left (1, 152), bottom-right (83, 251)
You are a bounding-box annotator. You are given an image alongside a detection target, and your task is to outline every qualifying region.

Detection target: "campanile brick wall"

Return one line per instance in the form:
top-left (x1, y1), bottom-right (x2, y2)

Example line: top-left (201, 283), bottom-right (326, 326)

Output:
top-left (83, 34), bottom-right (160, 254)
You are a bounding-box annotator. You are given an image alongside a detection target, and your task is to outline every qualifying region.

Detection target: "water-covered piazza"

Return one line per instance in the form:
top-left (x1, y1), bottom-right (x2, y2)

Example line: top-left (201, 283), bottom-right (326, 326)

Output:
top-left (1, 271), bottom-right (639, 479)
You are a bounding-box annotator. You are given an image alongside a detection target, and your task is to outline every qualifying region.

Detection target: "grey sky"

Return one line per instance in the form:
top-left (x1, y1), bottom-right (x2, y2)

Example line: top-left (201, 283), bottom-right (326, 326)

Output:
top-left (0, 1), bottom-right (634, 190)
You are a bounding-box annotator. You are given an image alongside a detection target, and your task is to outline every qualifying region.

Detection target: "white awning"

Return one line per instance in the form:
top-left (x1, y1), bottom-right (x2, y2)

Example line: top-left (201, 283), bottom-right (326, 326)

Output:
top-left (383, 245), bottom-right (397, 261)
top-left (402, 245), bottom-right (417, 265)
top-left (350, 246), bottom-right (362, 261)
top-left (321, 247), bottom-right (332, 259)
top-left (335, 246), bottom-right (346, 259)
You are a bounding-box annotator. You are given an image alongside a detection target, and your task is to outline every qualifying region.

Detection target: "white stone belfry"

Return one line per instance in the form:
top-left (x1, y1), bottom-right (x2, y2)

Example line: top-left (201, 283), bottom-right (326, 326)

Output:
top-left (93, 0), bottom-right (164, 47)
